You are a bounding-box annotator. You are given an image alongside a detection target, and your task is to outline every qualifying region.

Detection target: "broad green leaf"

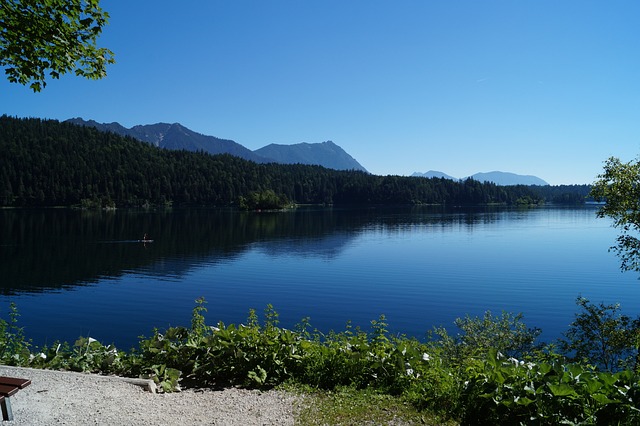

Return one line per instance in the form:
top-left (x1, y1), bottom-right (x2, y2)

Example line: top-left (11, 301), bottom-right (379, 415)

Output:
top-left (547, 383), bottom-right (578, 397)
top-left (591, 393), bottom-right (617, 405)
top-left (597, 373), bottom-right (618, 387)
top-left (584, 378), bottom-right (603, 394)
top-left (538, 362), bottom-right (553, 375)
top-left (515, 396), bottom-right (535, 406)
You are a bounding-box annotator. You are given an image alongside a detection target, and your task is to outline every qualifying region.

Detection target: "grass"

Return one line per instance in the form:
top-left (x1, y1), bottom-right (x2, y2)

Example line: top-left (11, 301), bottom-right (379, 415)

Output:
top-left (283, 384), bottom-right (457, 426)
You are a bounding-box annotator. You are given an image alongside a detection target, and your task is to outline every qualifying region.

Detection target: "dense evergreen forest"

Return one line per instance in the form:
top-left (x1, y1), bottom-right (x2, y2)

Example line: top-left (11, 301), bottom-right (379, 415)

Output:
top-left (0, 116), bottom-right (588, 208)
top-left (529, 184), bottom-right (592, 204)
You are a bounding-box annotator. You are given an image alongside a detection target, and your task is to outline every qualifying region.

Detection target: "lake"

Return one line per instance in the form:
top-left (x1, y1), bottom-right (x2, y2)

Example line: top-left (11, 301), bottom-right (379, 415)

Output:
top-left (1, 205), bottom-right (640, 350)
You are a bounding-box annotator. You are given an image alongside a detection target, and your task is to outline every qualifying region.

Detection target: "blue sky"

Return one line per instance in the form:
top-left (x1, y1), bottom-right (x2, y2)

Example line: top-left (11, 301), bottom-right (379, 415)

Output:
top-left (3, 1), bottom-right (640, 185)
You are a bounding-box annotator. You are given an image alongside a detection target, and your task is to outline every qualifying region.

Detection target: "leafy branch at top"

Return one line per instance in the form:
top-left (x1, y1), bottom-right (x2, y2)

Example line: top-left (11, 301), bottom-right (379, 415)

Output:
top-left (0, 0), bottom-right (115, 91)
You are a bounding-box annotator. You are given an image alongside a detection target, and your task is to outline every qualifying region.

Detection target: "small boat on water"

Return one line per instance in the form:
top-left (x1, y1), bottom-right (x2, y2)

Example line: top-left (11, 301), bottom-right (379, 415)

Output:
top-left (140, 233), bottom-right (153, 243)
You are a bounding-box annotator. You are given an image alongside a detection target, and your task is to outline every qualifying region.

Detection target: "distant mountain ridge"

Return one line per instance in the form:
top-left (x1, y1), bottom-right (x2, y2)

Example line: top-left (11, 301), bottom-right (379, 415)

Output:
top-left (254, 141), bottom-right (366, 171)
top-left (65, 118), bottom-right (367, 172)
top-left (412, 170), bottom-right (549, 186)
top-left (411, 170), bottom-right (458, 180)
top-left (65, 118), bottom-right (265, 162)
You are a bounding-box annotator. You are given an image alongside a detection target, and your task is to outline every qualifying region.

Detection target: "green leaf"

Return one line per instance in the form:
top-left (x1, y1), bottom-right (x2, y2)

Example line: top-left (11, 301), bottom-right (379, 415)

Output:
top-left (547, 383), bottom-right (578, 397)
top-left (248, 366), bottom-right (267, 385)
top-left (565, 363), bottom-right (583, 379)
top-left (597, 372), bottom-right (618, 387)
top-left (537, 362), bottom-right (553, 375)
top-left (583, 378), bottom-right (603, 394)
top-left (515, 396), bottom-right (535, 406)
top-left (591, 393), bottom-right (617, 405)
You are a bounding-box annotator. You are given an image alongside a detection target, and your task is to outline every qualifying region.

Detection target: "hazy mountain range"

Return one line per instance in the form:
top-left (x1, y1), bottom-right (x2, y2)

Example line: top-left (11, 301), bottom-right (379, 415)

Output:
top-left (65, 118), bottom-right (368, 172)
top-left (66, 118), bottom-right (549, 185)
top-left (412, 170), bottom-right (549, 186)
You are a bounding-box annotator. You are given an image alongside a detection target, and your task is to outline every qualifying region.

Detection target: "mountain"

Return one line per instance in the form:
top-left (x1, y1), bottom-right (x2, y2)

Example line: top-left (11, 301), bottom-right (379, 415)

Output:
top-left (411, 170), bottom-right (457, 180)
top-left (412, 170), bottom-right (549, 186)
top-left (66, 118), bottom-right (265, 162)
top-left (469, 171), bottom-right (548, 186)
top-left (254, 141), bottom-right (367, 172)
top-left (66, 118), bottom-right (366, 171)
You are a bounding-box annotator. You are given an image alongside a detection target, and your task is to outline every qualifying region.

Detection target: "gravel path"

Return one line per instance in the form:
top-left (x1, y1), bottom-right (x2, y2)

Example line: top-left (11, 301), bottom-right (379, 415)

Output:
top-left (0, 366), bottom-right (302, 425)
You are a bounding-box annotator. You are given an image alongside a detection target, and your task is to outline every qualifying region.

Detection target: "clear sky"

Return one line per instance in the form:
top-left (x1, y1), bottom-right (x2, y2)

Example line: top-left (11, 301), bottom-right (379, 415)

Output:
top-left (3, 1), bottom-right (640, 185)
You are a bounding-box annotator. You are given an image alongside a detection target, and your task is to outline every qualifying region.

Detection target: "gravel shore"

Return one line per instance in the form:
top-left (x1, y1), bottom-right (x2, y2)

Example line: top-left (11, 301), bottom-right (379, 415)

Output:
top-left (0, 366), bottom-right (302, 425)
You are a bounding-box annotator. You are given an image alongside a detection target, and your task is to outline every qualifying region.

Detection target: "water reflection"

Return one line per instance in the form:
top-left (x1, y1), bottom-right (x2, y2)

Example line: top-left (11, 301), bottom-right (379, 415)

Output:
top-left (2, 204), bottom-right (630, 350)
top-left (0, 206), bottom-right (592, 294)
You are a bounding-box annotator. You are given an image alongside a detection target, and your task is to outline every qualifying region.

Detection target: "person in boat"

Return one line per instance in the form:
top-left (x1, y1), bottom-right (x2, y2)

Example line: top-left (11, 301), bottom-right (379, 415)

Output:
top-left (143, 233), bottom-right (149, 241)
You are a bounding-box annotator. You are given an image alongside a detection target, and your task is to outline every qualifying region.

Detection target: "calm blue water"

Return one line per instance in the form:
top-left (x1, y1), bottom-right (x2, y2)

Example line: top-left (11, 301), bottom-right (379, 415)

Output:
top-left (1, 205), bottom-right (639, 350)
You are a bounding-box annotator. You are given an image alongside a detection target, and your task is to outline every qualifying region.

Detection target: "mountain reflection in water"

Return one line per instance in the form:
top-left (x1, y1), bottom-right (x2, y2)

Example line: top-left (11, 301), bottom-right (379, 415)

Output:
top-left (2, 205), bottom-right (639, 351)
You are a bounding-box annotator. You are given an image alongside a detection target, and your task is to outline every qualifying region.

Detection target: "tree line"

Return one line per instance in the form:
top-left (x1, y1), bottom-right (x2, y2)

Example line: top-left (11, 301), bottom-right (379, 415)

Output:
top-left (0, 116), bottom-right (588, 208)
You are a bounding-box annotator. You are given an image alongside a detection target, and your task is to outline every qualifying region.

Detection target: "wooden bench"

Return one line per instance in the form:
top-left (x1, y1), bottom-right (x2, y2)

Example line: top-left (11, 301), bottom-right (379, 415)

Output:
top-left (0, 376), bottom-right (31, 421)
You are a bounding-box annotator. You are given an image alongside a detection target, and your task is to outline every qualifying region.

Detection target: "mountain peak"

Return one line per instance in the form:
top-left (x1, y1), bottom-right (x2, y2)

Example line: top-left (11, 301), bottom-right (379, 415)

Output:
top-left (411, 170), bottom-right (457, 180)
top-left (412, 170), bottom-right (549, 186)
top-left (254, 140), bottom-right (367, 172)
top-left (65, 118), bottom-right (263, 160)
top-left (470, 171), bottom-right (549, 186)
top-left (65, 118), bottom-right (367, 171)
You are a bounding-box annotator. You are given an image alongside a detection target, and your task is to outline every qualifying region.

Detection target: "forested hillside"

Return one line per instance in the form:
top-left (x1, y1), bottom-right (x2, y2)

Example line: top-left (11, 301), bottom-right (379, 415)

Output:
top-left (1, 116), bottom-right (544, 208)
top-left (530, 184), bottom-right (592, 204)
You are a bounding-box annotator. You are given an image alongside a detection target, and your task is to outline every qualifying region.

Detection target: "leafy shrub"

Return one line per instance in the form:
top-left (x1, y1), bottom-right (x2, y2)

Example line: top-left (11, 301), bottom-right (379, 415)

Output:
top-left (297, 316), bottom-right (428, 393)
top-left (559, 296), bottom-right (640, 372)
top-left (3, 298), bottom-right (640, 424)
top-left (429, 310), bottom-right (541, 373)
top-left (460, 348), bottom-right (640, 425)
top-left (0, 303), bottom-right (31, 365)
top-left (191, 305), bottom-right (306, 387)
top-left (28, 338), bottom-right (128, 375)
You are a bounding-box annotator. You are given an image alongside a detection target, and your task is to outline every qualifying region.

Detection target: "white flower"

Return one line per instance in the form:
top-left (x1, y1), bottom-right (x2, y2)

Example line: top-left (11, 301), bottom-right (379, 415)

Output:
top-left (422, 353), bottom-right (430, 362)
top-left (29, 353), bottom-right (47, 361)
top-left (86, 337), bottom-right (98, 352)
top-left (406, 368), bottom-right (414, 376)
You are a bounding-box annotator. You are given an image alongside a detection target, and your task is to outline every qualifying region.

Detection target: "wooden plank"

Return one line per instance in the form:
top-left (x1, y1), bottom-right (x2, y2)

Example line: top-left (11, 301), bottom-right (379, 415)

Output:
top-left (0, 385), bottom-right (18, 397)
top-left (0, 377), bottom-right (31, 389)
top-left (0, 394), bottom-right (12, 422)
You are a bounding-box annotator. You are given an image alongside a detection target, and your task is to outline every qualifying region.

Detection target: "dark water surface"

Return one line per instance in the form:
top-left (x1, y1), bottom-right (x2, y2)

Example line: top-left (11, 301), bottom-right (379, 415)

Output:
top-left (1, 205), bottom-right (639, 350)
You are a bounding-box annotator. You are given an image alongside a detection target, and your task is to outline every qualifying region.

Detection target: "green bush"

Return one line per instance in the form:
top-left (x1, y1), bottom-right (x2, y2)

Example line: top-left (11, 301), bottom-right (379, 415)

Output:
top-left (3, 297), bottom-right (640, 424)
top-left (0, 303), bottom-right (30, 365)
top-left (559, 297), bottom-right (640, 371)
top-left (430, 310), bottom-right (542, 362)
top-left (460, 349), bottom-right (640, 425)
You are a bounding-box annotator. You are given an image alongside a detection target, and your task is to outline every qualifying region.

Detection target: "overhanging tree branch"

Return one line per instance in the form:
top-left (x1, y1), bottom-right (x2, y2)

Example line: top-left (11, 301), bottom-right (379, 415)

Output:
top-left (0, 0), bottom-right (115, 91)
